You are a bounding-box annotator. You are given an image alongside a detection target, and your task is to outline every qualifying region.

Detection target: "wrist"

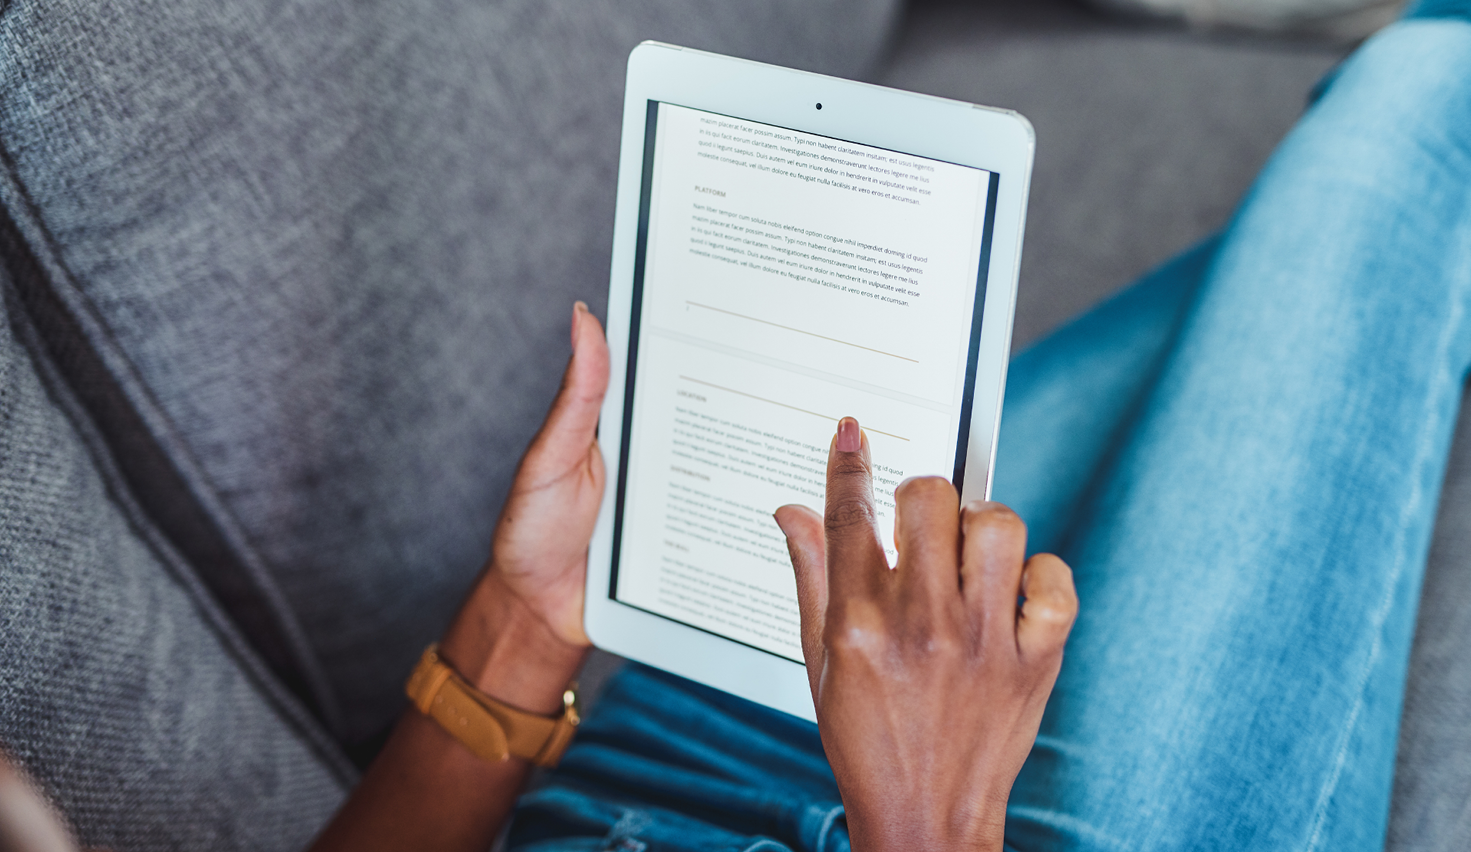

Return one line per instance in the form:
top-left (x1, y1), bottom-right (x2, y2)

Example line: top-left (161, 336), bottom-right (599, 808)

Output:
top-left (438, 571), bottom-right (588, 716)
top-left (844, 794), bottom-right (1007, 852)
top-left (849, 822), bottom-right (1006, 852)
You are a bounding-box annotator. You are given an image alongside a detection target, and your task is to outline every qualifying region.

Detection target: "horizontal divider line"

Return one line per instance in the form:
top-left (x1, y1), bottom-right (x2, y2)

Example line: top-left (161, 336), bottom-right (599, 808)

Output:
top-left (678, 375), bottom-right (910, 442)
top-left (686, 301), bottom-right (918, 364)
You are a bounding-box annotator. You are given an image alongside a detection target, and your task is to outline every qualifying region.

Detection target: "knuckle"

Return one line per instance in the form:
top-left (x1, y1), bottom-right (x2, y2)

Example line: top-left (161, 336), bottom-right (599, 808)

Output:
top-left (829, 452), bottom-right (871, 479)
top-left (963, 500), bottom-right (1027, 538)
top-left (825, 497), bottom-right (877, 534)
top-left (895, 475), bottom-right (955, 504)
top-left (1033, 554), bottom-right (1079, 600)
top-left (826, 623), bottom-right (882, 656)
top-left (1028, 598), bottom-right (1077, 630)
top-left (906, 628), bottom-right (964, 662)
top-left (825, 606), bottom-right (889, 661)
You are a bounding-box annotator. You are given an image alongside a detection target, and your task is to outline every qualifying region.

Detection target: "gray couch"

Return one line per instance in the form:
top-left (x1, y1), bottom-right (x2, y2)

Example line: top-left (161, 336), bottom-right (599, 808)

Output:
top-left (0, 0), bottom-right (1464, 849)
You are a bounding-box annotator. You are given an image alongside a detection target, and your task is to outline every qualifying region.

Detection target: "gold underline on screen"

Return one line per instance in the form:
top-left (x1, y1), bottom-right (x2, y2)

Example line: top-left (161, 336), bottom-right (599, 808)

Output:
top-left (685, 301), bottom-right (919, 364)
top-left (678, 376), bottom-right (910, 442)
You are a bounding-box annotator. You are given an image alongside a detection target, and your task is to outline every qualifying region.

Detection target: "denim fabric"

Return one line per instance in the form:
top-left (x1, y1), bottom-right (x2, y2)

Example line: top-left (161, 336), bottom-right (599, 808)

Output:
top-left (512, 665), bottom-right (848, 852)
top-left (1407, 0), bottom-right (1471, 19)
top-left (0, 0), bottom-right (902, 750)
top-left (1005, 22), bottom-right (1471, 851)
top-left (512, 18), bottom-right (1471, 851)
top-left (0, 266), bottom-right (352, 847)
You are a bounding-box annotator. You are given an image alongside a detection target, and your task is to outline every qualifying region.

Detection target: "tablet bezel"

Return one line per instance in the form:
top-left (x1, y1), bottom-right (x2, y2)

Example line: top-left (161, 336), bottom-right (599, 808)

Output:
top-left (585, 41), bottom-right (1034, 721)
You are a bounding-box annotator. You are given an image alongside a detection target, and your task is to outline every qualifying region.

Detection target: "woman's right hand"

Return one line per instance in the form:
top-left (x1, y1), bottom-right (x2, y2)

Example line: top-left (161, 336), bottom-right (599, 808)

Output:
top-left (774, 417), bottom-right (1077, 852)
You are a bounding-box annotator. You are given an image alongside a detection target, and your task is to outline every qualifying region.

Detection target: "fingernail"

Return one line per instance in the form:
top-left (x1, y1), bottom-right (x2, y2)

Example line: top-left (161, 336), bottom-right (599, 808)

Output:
top-left (571, 301), bottom-right (587, 352)
top-left (772, 511), bottom-right (790, 537)
top-left (836, 417), bottom-right (860, 453)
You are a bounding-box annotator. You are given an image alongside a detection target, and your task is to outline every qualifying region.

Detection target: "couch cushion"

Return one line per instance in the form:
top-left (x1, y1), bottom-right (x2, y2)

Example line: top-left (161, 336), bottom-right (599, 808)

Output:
top-left (880, 0), bottom-right (1349, 350)
top-left (0, 0), bottom-right (902, 751)
top-left (0, 253), bottom-right (352, 847)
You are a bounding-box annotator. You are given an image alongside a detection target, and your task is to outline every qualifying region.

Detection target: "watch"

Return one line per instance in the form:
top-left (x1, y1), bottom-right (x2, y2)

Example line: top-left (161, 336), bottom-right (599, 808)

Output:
top-left (404, 644), bottom-right (580, 767)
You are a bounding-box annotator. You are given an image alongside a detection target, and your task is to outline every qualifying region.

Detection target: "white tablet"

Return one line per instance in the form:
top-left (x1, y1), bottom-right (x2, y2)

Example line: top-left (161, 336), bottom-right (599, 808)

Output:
top-left (585, 42), bottom-right (1034, 720)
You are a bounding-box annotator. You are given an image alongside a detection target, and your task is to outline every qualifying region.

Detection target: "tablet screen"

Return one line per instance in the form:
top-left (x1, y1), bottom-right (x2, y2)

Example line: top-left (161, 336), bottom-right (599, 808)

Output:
top-left (610, 100), bottom-right (1000, 663)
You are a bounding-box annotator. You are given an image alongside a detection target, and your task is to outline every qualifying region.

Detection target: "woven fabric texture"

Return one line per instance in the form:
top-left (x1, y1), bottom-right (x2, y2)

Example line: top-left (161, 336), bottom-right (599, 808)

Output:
top-left (0, 260), bottom-right (352, 848)
top-left (0, 0), bottom-right (902, 752)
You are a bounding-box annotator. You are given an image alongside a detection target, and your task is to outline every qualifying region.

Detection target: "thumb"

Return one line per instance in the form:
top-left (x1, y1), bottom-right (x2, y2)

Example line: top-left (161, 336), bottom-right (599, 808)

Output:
top-left (523, 302), bottom-right (610, 480)
top-left (775, 504), bottom-right (827, 691)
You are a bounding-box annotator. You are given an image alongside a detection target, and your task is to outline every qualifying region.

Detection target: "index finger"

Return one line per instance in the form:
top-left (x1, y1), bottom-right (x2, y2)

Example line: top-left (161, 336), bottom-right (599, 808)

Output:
top-left (824, 417), bottom-right (888, 599)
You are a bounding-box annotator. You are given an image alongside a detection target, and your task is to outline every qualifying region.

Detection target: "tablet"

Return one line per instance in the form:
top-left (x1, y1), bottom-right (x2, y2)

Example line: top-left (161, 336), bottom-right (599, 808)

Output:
top-left (585, 42), bottom-right (1034, 720)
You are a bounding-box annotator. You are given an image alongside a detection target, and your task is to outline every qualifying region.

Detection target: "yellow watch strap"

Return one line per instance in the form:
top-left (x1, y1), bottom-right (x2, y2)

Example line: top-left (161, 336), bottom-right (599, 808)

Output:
top-left (404, 644), bottom-right (579, 767)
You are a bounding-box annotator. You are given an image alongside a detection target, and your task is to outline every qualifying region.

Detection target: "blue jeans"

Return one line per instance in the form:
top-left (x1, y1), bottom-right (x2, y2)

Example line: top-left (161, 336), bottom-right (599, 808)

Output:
top-left (508, 11), bottom-right (1471, 852)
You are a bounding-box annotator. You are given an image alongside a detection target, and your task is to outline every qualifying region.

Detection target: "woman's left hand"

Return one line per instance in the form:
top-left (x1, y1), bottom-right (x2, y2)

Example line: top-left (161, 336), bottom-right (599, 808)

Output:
top-left (310, 302), bottom-right (611, 852)
top-left (481, 301), bottom-right (610, 648)
top-left (436, 300), bottom-right (610, 702)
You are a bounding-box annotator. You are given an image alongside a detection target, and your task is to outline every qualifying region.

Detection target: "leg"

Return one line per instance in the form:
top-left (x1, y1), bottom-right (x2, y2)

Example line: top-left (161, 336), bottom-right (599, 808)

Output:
top-left (994, 239), bottom-right (1213, 553)
top-left (1006, 19), bottom-right (1471, 851)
